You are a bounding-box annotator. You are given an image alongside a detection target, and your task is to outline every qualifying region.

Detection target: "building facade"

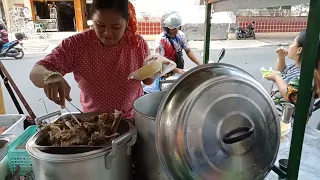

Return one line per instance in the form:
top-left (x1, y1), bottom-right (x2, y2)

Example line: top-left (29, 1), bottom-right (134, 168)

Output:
top-left (2, 0), bottom-right (88, 32)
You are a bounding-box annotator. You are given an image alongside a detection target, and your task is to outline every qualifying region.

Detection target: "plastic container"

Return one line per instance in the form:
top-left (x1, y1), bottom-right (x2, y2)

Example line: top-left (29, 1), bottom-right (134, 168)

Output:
top-left (0, 114), bottom-right (26, 137)
top-left (7, 126), bottom-right (38, 176)
top-left (129, 59), bottom-right (162, 80)
top-left (129, 55), bottom-right (177, 81)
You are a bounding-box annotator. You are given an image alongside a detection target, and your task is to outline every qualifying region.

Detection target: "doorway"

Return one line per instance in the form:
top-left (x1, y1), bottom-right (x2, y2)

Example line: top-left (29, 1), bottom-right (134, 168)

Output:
top-left (33, 1), bottom-right (75, 31)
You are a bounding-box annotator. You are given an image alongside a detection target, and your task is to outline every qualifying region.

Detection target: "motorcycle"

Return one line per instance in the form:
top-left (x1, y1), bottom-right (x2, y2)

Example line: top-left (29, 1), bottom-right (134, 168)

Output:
top-left (0, 33), bottom-right (25, 59)
top-left (143, 48), bottom-right (226, 94)
top-left (235, 24), bottom-right (256, 40)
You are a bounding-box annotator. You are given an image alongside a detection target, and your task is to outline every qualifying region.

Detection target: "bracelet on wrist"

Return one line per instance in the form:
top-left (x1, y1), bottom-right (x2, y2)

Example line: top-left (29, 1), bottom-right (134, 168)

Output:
top-left (43, 72), bottom-right (62, 84)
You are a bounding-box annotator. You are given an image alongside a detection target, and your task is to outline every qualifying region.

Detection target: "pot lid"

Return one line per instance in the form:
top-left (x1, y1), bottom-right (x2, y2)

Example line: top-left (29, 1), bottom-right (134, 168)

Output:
top-left (155, 63), bottom-right (280, 180)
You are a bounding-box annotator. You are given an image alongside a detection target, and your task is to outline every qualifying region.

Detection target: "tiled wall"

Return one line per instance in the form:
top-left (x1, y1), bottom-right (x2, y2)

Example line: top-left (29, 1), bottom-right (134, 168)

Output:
top-left (137, 17), bottom-right (162, 35)
top-left (136, 16), bottom-right (308, 35)
top-left (237, 16), bottom-right (308, 33)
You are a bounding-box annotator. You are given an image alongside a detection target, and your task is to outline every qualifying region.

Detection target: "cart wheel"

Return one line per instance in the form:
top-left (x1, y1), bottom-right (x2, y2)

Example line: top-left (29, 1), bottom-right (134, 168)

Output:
top-left (14, 48), bottom-right (24, 59)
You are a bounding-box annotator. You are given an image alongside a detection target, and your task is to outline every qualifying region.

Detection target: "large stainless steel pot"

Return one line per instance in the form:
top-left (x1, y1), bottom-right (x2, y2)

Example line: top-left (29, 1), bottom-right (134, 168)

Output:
top-left (27, 114), bottom-right (137, 180)
top-left (156, 63), bottom-right (281, 180)
top-left (133, 91), bottom-right (168, 180)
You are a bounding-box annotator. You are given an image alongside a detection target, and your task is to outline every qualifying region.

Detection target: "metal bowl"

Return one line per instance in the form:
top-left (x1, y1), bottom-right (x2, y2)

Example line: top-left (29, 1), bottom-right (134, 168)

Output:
top-left (155, 63), bottom-right (280, 179)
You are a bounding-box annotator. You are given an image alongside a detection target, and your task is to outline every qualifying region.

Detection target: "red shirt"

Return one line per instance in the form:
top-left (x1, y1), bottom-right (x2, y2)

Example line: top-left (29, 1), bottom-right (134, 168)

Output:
top-left (37, 29), bottom-right (150, 119)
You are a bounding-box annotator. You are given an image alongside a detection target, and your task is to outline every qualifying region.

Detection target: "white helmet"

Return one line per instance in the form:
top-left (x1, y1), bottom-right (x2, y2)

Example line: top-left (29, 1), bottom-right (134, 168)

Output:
top-left (161, 11), bottom-right (183, 29)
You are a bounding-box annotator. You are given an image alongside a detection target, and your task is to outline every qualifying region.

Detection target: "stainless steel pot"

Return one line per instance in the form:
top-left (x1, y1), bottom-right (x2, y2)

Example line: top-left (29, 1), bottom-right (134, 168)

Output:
top-left (27, 114), bottom-right (137, 180)
top-left (133, 91), bottom-right (168, 180)
top-left (156, 63), bottom-right (281, 180)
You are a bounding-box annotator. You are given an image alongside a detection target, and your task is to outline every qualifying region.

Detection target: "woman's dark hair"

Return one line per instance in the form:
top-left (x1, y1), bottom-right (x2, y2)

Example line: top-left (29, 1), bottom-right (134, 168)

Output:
top-left (0, 24), bottom-right (3, 30)
top-left (92, 0), bottom-right (129, 21)
top-left (296, 30), bottom-right (320, 98)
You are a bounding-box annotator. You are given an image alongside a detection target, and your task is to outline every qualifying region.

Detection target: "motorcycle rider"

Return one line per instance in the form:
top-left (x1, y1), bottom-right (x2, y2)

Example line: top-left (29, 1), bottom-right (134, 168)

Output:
top-left (154, 11), bottom-right (201, 75)
top-left (236, 20), bottom-right (256, 39)
top-left (247, 21), bottom-right (255, 31)
top-left (0, 24), bottom-right (8, 51)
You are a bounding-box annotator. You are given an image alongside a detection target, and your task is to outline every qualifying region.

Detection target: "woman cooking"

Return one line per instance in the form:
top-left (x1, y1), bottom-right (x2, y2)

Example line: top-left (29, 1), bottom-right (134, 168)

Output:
top-left (265, 31), bottom-right (320, 122)
top-left (29, 0), bottom-right (154, 120)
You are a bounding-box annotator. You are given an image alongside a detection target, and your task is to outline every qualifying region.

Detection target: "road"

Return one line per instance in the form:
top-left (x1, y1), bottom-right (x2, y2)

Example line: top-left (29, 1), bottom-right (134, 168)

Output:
top-left (1, 46), bottom-right (319, 128)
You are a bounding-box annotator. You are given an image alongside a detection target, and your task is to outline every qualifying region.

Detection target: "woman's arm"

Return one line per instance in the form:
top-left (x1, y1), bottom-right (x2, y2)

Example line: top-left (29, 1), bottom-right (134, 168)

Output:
top-left (274, 75), bottom-right (290, 101)
top-left (30, 37), bottom-right (77, 88)
top-left (275, 47), bottom-right (288, 72)
top-left (266, 71), bottom-right (300, 104)
top-left (275, 56), bottom-right (286, 72)
top-left (30, 65), bottom-right (56, 88)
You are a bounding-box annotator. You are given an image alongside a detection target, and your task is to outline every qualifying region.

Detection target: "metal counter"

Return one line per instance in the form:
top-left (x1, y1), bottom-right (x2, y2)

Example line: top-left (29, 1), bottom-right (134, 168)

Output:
top-left (266, 126), bottom-right (320, 180)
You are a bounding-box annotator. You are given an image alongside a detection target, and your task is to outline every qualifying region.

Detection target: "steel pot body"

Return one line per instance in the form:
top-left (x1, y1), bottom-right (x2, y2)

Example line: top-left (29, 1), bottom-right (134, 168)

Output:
top-left (27, 120), bottom-right (137, 180)
top-left (156, 63), bottom-right (281, 180)
top-left (133, 91), bottom-right (168, 180)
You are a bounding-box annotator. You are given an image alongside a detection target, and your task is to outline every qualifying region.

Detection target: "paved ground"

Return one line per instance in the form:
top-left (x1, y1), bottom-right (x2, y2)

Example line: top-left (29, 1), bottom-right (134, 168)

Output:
top-left (1, 45), bottom-right (319, 129)
top-left (20, 36), bottom-right (293, 54)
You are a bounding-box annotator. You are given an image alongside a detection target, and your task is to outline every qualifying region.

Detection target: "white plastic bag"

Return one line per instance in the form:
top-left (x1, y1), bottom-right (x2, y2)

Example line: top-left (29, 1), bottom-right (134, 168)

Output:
top-left (260, 66), bottom-right (280, 81)
top-left (128, 55), bottom-right (177, 80)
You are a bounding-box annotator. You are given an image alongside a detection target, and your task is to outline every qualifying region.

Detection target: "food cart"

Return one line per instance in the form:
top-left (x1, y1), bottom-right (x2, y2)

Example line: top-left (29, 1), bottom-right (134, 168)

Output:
top-left (0, 0), bottom-right (319, 179)
top-left (202, 0), bottom-right (319, 179)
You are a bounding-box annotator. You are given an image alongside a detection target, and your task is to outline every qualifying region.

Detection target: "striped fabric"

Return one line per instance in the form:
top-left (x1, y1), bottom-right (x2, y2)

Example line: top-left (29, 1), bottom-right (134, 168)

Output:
top-left (270, 64), bottom-right (315, 121)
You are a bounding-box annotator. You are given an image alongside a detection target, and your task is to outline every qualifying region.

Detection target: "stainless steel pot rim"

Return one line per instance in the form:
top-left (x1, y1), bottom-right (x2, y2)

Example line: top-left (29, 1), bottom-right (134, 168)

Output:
top-left (133, 92), bottom-right (165, 120)
top-left (155, 63), bottom-right (281, 179)
top-left (27, 120), bottom-right (136, 162)
top-left (26, 139), bottom-right (114, 162)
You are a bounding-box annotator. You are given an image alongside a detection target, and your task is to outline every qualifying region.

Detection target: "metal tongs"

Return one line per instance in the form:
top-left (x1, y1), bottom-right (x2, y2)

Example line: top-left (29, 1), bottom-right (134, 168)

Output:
top-left (64, 106), bottom-right (84, 128)
top-left (67, 100), bottom-right (83, 113)
top-left (64, 99), bottom-right (86, 130)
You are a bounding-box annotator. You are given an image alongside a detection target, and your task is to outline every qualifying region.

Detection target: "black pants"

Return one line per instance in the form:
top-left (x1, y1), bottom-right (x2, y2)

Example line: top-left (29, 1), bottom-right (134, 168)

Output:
top-left (0, 41), bottom-right (4, 50)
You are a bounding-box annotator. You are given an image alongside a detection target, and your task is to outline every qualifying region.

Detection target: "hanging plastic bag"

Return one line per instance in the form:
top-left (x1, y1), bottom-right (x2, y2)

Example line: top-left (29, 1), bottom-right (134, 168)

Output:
top-left (128, 55), bottom-right (177, 81)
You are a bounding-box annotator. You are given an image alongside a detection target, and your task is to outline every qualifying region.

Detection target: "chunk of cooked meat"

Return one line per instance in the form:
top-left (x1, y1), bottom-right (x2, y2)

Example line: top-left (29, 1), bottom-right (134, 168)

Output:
top-left (89, 131), bottom-right (107, 146)
top-left (60, 129), bottom-right (89, 146)
top-left (45, 110), bottom-right (122, 146)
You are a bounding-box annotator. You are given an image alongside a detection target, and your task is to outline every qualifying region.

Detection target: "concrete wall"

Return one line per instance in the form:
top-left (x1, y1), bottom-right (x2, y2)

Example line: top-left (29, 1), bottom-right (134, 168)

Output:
top-left (182, 23), bottom-right (231, 40)
top-left (181, 11), bottom-right (236, 40)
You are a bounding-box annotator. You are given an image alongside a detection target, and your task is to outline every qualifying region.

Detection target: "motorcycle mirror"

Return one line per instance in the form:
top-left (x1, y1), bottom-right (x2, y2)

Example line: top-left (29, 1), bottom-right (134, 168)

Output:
top-left (218, 48), bottom-right (226, 63)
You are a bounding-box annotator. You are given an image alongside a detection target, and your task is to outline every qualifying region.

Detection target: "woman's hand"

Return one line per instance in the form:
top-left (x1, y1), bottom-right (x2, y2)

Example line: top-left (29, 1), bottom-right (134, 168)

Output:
top-left (44, 74), bottom-right (72, 108)
top-left (265, 71), bottom-right (281, 82)
top-left (276, 47), bottom-right (288, 58)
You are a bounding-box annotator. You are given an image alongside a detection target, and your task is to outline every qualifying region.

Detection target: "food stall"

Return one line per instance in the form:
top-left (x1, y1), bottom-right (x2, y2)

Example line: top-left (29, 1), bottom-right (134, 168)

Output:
top-left (0, 0), bottom-right (319, 179)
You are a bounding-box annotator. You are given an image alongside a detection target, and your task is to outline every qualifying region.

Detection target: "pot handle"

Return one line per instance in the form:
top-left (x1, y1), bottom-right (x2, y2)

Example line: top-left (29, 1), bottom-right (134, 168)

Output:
top-left (222, 126), bottom-right (254, 144)
top-left (35, 110), bottom-right (61, 126)
top-left (105, 128), bottom-right (137, 169)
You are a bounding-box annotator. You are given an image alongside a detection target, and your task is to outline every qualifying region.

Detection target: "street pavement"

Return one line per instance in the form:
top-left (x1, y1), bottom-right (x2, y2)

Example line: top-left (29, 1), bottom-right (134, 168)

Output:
top-left (20, 36), bottom-right (293, 54)
top-left (1, 45), bottom-right (319, 129)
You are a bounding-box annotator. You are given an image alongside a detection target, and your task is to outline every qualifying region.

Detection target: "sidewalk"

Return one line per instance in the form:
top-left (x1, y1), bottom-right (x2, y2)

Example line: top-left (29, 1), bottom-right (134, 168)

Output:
top-left (146, 38), bottom-right (292, 51)
top-left (22, 35), bottom-right (293, 54)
